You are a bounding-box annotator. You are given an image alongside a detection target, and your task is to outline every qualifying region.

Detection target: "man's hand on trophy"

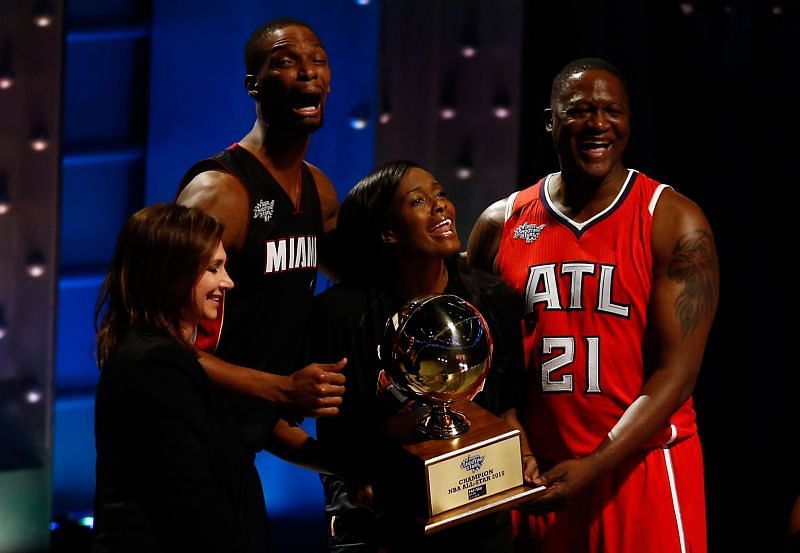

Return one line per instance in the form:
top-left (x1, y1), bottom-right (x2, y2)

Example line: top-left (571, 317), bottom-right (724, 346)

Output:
top-left (283, 358), bottom-right (347, 417)
top-left (520, 457), bottom-right (598, 514)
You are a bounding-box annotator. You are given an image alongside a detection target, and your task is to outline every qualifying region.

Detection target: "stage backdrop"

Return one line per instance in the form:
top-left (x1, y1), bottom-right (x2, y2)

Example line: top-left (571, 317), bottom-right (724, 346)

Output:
top-left (53, 1), bottom-right (379, 551)
top-left (51, 2), bottom-right (798, 553)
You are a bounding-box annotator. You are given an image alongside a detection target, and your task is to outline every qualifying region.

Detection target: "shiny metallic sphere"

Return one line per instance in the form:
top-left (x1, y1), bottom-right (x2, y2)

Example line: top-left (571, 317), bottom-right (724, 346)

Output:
top-left (381, 294), bottom-right (493, 437)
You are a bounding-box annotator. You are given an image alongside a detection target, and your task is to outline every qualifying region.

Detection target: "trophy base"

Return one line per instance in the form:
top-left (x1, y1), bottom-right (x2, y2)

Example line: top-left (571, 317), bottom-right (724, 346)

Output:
top-left (424, 483), bottom-right (546, 535)
top-left (382, 399), bottom-right (541, 534)
top-left (416, 403), bottom-right (470, 439)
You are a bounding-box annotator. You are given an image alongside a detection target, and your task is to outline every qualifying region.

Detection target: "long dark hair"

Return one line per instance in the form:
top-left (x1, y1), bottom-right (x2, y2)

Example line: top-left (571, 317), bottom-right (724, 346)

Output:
top-left (334, 160), bottom-right (493, 306)
top-left (334, 160), bottom-right (418, 285)
top-left (94, 203), bottom-right (224, 368)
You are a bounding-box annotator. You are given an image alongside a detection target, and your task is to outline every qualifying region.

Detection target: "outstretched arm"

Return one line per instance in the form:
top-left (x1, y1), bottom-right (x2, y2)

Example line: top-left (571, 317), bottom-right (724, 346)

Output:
top-left (197, 351), bottom-right (346, 418)
top-left (263, 418), bottom-right (345, 475)
top-left (527, 189), bottom-right (719, 506)
top-left (467, 198), bottom-right (508, 274)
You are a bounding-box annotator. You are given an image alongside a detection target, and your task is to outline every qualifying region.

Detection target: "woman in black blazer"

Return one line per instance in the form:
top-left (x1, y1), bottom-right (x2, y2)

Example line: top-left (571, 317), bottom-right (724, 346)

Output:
top-left (92, 203), bottom-right (260, 552)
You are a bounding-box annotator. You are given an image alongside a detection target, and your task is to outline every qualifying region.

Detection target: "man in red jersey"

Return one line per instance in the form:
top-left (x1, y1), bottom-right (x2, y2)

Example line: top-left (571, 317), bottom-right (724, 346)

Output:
top-left (468, 58), bottom-right (718, 553)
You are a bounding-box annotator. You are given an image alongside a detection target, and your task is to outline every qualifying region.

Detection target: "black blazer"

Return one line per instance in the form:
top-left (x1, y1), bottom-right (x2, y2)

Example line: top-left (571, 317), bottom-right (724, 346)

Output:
top-left (92, 330), bottom-right (269, 553)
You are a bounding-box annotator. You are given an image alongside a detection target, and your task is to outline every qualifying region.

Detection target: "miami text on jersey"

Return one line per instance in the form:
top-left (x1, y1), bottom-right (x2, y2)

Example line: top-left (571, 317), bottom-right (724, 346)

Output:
top-left (264, 235), bottom-right (317, 273)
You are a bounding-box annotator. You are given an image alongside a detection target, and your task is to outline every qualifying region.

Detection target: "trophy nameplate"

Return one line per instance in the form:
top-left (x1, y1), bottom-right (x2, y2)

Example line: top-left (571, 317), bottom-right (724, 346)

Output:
top-left (383, 399), bottom-right (544, 534)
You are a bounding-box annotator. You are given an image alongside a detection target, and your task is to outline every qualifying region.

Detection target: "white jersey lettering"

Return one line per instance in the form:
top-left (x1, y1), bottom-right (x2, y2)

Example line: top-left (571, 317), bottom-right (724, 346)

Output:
top-left (264, 236), bottom-right (317, 273)
top-left (525, 264), bottom-right (561, 312)
top-left (597, 265), bottom-right (629, 317)
top-left (525, 262), bottom-right (630, 316)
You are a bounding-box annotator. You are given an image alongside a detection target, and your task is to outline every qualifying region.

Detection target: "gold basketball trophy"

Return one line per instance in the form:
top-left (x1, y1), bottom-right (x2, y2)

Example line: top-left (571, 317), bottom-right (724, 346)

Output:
top-left (379, 294), bottom-right (543, 535)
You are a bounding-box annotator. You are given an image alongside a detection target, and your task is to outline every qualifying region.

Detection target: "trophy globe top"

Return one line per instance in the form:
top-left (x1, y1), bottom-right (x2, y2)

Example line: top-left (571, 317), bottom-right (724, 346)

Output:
top-left (381, 294), bottom-right (493, 407)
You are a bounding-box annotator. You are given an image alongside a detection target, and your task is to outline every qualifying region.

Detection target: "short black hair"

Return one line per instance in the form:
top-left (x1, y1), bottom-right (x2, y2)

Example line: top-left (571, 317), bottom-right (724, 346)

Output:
top-left (243, 18), bottom-right (319, 75)
top-left (550, 57), bottom-right (628, 106)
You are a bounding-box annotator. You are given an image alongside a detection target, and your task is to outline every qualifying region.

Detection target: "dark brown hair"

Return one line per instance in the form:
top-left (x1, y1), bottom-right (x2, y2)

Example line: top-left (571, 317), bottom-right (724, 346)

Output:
top-left (334, 160), bottom-right (419, 284)
top-left (94, 203), bottom-right (224, 368)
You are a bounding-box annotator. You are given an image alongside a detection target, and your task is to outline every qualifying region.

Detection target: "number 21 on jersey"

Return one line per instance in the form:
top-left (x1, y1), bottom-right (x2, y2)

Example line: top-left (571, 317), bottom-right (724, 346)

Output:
top-left (541, 336), bottom-right (601, 393)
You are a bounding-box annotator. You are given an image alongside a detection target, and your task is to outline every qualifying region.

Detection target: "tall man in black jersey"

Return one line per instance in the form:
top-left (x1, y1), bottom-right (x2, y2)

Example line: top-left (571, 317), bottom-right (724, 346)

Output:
top-left (177, 19), bottom-right (346, 457)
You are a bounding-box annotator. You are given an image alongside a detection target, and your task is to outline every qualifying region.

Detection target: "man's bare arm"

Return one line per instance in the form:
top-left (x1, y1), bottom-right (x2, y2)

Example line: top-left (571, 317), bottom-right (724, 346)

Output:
top-left (586, 189), bottom-right (719, 474)
top-left (176, 170), bottom-right (249, 252)
top-left (467, 198), bottom-right (508, 274)
top-left (308, 162), bottom-right (340, 278)
top-left (197, 351), bottom-right (346, 418)
top-left (307, 162), bottom-right (339, 235)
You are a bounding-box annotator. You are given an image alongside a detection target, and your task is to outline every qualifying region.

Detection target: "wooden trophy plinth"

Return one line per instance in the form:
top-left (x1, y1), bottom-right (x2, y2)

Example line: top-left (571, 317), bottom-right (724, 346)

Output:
top-left (382, 399), bottom-right (544, 535)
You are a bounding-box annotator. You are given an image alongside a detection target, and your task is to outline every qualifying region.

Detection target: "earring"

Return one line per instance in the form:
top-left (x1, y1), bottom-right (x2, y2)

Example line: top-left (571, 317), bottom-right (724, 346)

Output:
top-left (544, 108), bottom-right (553, 132)
top-left (245, 74), bottom-right (259, 98)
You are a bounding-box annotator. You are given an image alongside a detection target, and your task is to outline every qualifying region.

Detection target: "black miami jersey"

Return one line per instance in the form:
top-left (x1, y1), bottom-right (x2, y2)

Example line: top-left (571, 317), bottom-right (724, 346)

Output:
top-left (179, 143), bottom-right (323, 378)
top-left (178, 144), bottom-right (324, 449)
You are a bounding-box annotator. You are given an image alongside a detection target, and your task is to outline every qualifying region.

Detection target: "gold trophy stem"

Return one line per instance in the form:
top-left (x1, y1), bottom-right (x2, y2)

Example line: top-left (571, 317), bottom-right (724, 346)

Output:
top-left (416, 401), bottom-right (471, 439)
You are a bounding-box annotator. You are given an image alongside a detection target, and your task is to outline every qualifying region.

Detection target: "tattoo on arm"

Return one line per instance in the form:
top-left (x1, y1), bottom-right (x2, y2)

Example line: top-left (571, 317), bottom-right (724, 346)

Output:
top-left (667, 230), bottom-right (717, 338)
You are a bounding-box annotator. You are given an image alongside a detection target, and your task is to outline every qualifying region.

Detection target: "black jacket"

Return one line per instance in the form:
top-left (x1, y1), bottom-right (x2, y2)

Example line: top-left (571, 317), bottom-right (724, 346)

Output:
top-left (92, 331), bottom-right (269, 553)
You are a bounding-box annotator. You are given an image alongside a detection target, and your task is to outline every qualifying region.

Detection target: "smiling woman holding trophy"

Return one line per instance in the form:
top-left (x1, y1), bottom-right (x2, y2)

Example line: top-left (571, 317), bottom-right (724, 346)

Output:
top-left (309, 161), bottom-right (538, 553)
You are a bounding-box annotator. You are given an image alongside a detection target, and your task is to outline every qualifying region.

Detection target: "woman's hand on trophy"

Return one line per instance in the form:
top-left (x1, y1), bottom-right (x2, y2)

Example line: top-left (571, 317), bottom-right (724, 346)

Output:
top-left (500, 407), bottom-right (542, 486)
top-left (521, 452), bottom-right (541, 485)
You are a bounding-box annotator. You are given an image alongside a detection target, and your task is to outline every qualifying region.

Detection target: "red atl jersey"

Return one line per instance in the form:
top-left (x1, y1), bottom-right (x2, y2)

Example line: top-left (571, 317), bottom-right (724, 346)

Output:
top-left (496, 169), bottom-right (697, 462)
